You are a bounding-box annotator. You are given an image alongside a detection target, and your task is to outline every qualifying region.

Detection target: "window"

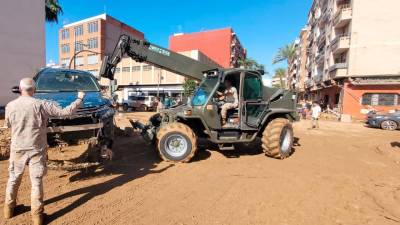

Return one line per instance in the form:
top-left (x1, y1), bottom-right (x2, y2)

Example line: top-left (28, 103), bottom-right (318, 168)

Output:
top-left (122, 67), bottom-right (130, 72)
top-left (87, 55), bottom-right (98, 65)
top-left (60, 58), bottom-right (70, 67)
top-left (75, 56), bottom-right (84, 66)
top-left (115, 68), bottom-right (120, 73)
top-left (243, 74), bottom-right (262, 100)
top-left (61, 44), bottom-right (70, 53)
top-left (61, 29), bottom-right (70, 39)
top-left (87, 38), bottom-right (98, 49)
top-left (362, 93), bottom-right (399, 106)
top-left (74, 25), bottom-right (83, 36)
top-left (132, 66), bottom-right (141, 72)
top-left (75, 41), bottom-right (84, 51)
top-left (143, 65), bottom-right (152, 71)
top-left (88, 21), bottom-right (98, 33)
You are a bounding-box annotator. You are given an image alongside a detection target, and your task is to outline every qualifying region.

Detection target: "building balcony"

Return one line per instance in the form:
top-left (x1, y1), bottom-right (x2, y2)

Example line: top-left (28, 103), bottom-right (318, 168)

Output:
top-left (329, 62), bottom-right (348, 78)
top-left (331, 35), bottom-right (350, 54)
top-left (334, 5), bottom-right (352, 28)
top-left (316, 53), bottom-right (324, 63)
top-left (304, 78), bottom-right (314, 88)
top-left (317, 31), bottom-right (326, 44)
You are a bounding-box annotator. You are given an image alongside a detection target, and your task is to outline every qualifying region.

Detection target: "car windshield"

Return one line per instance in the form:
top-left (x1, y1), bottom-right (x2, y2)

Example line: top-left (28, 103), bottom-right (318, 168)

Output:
top-left (192, 76), bottom-right (218, 106)
top-left (35, 70), bottom-right (100, 92)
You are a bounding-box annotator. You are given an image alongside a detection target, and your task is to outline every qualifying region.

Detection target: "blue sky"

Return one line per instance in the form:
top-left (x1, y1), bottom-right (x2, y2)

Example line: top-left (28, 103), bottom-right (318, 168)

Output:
top-left (46, 0), bottom-right (312, 78)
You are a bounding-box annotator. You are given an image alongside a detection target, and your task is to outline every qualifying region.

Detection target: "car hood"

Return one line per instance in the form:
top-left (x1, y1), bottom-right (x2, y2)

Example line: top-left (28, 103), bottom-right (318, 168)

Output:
top-left (35, 91), bottom-right (109, 108)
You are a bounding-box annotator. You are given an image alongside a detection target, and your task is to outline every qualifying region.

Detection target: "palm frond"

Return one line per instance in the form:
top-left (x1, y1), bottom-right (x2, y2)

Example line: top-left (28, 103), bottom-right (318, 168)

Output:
top-left (45, 0), bottom-right (63, 23)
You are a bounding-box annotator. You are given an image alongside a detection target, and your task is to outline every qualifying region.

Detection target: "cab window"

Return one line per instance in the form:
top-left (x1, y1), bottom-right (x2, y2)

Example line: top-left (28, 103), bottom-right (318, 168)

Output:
top-left (243, 74), bottom-right (262, 100)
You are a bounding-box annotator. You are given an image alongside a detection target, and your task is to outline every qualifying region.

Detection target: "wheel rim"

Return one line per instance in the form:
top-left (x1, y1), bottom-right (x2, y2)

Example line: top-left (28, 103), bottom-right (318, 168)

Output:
top-left (165, 134), bottom-right (188, 157)
top-left (382, 121), bottom-right (397, 130)
top-left (280, 127), bottom-right (292, 155)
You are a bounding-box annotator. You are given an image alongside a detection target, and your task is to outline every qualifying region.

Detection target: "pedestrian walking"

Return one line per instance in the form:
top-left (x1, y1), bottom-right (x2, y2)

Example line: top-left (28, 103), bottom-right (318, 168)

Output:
top-left (3, 78), bottom-right (85, 225)
top-left (156, 97), bottom-right (164, 112)
top-left (311, 101), bottom-right (322, 129)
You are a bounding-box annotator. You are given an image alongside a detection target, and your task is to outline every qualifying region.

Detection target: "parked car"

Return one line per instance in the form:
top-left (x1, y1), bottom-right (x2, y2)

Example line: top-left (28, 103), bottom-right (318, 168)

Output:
top-left (366, 110), bottom-right (400, 131)
top-left (121, 95), bottom-right (157, 111)
top-left (14, 68), bottom-right (116, 160)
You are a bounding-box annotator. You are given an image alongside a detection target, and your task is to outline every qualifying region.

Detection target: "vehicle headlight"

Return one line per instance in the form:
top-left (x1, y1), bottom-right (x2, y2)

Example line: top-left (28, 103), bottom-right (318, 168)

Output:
top-left (375, 116), bottom-right (384, 119)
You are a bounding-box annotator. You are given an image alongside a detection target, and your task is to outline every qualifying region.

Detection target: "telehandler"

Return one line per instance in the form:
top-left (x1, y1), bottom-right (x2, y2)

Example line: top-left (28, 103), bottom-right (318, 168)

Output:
top-left (100, 34), bottom-right (298, 163)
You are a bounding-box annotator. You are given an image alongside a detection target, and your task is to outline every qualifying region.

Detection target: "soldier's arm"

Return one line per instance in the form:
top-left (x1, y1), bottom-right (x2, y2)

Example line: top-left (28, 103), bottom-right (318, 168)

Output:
top-left (42, 99), bottom-right (83, 118)
top-left (4, 104), bottom-right (11, 128)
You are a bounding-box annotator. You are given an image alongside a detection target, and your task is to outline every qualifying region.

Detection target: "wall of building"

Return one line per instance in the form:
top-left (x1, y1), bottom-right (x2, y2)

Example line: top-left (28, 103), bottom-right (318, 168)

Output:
top-left (169, 28), bottom-right (245, 68)
top-left (103, 15), bottom-right (144, 55)
top-left (342, 81), bottom-right (400, 119)
top-left (111, 50), bottom-right (215, 86)
top-left (348, 0), bottom-right (400, 77)
top-left (0, 0), bottom-right (45, 106)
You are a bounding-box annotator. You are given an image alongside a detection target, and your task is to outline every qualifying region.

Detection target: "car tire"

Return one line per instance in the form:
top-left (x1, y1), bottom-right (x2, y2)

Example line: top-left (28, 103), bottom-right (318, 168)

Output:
top-left (381, 120), bottom-right (398, 131)
top-left (141, 105), bottom-right (148, 112)
top-left (261, 118), bottom-right (294, 159)
top-left (157, 122), bottom-right (197, 163)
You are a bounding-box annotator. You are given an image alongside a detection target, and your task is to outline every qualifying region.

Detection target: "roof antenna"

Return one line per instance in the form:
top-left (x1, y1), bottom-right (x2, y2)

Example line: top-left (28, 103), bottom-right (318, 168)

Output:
top-left (103, 5), bottom-right (107, 14)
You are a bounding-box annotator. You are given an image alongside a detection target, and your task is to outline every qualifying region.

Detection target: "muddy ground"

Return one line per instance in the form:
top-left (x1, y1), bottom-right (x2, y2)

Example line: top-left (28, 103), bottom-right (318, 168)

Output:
top-left (1, 112), bottom-right (400, 225)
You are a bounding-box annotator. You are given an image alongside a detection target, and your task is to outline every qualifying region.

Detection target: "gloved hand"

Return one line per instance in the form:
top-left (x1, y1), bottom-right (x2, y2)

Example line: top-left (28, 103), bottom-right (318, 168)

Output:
top-left (77, 91), bottom-right (86, 100)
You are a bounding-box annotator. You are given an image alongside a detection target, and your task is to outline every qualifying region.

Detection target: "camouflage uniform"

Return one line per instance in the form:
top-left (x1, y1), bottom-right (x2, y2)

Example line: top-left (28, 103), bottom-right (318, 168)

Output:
top-left (221, 87), bottom-right (239, 119)
top-left (4, 96), bottom-right (82, 216)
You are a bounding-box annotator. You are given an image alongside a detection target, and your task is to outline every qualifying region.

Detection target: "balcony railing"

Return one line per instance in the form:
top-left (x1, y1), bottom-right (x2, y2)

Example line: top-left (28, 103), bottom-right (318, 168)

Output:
top-left (329, 62), bottom-right (348, 78)
top-left (331, 35), bottom-right (350, 54)
top-left (304, 78), bottom-right (314, 88)
top-left (334, 5), bottom-right (352, 28)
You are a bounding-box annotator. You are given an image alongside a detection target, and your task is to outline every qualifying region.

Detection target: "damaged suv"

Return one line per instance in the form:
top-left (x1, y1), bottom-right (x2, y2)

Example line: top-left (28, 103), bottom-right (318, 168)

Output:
top-left (30, 68), bottom-right (115, 163)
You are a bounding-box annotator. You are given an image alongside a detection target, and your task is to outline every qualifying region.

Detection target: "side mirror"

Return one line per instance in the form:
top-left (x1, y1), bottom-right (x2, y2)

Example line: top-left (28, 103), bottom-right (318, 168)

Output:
top-left (11, 86), bottom-right (20, 94)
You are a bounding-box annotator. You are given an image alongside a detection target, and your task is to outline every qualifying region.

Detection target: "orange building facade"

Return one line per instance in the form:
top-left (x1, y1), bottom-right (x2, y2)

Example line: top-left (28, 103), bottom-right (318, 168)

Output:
top-left (169, 28), bottom-right (246, 68)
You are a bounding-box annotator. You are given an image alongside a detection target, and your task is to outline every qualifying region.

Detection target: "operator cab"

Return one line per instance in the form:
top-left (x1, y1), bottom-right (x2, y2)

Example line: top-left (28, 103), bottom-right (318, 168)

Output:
top-left (195, 69), bottom-right (265, 131)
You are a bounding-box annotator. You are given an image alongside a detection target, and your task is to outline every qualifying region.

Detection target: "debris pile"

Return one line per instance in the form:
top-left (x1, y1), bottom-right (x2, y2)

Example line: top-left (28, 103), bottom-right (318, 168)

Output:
top-left (0, 128), bottom-right (11, 159)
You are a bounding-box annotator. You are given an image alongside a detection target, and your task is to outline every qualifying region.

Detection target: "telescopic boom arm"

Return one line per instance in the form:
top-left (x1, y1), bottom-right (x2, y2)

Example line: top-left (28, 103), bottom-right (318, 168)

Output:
top-left (99, 34), bottom-right (218, 81)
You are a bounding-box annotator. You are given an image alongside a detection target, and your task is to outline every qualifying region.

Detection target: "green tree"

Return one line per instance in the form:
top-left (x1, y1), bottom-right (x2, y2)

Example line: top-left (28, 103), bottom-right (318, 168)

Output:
top-left (272, 68), bottom-right (286, 89)
top-left (272, 43), bottom-right (296, 65)
top-left (238, 58), bottom-right (265, 71)
top-left (45, 0), bottom-right (63, 23)
top-left (183, 79), bottom-right (197, 97)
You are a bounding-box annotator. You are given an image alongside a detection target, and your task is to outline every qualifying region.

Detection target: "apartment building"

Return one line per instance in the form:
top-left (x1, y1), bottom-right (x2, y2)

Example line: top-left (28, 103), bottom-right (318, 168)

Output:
top-left (169, 28), bottom-right (247, 68)
top-left (59, 14), bottom-right (222, 98)
top-left (287, 28), bottom-right (310, 97)
top-left (59, 14), bottom-right (144, 77)
top-left (292, 0), bottom-right (400, 119)
top-left (0, 0), bottom-right (45, 107)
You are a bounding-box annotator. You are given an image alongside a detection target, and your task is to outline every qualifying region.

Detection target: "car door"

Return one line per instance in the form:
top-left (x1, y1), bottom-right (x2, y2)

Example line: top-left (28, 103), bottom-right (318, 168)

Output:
top-left (241, 72), bottom-right (268, 129)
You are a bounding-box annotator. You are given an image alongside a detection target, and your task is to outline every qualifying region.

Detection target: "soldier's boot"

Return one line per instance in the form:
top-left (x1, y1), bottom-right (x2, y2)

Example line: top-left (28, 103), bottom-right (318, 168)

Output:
top-left (32, 214), bottom-right (43, 225)
top-left (3, 204), bottom-right (14, 219)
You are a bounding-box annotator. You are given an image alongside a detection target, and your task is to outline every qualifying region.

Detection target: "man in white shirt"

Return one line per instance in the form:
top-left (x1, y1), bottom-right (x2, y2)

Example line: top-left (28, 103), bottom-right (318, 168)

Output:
top-left (218, 80), bottom-right (238, 126)
top-left (311, 101), bottom-right (322, 129)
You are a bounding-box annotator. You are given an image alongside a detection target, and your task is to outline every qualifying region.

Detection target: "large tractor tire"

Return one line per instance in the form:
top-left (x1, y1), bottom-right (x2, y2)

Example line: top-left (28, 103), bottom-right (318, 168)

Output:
top-left (157, 122), bottom-right (197, 163)
top-left (261, 118), bottom-right (294, 159)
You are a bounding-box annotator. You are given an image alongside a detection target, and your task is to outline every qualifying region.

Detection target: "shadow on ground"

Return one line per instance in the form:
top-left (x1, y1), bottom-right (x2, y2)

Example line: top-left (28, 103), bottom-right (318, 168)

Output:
top-left (43, 135), bottom-right (173, 224)
top-left (390, 142), bottom-right (400, 148)
top-left (197, 137), bottom-right (301, 159)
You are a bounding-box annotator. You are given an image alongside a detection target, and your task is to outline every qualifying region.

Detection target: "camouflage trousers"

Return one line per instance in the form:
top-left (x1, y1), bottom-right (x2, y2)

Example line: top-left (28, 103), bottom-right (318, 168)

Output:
top-left (221, 103), bottom-right (238, 119)
top-left (4, 148), bottom-right (47, 216)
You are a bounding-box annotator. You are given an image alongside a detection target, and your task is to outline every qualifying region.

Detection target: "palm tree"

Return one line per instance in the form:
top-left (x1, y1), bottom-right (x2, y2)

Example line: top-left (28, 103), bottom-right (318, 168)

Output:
top-left (272, 43), bottom-right (296, 65)
top-left (238, 58), bottom-right (265, 71)
top-left (45, 0), bottom-right (63, 23)
top-left (273, 68), bottom-right (287, 89)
